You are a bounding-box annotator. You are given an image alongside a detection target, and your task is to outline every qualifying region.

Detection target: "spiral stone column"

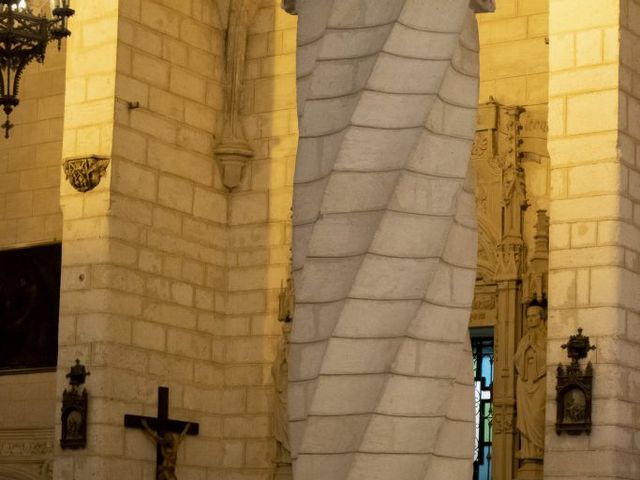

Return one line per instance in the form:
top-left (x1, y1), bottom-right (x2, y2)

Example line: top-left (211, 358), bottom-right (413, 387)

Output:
top-left (289, 1), bottom-right (485, 479)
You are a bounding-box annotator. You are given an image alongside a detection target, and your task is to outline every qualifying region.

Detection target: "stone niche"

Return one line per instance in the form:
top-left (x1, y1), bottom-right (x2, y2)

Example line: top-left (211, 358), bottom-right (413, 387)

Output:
top-left (469, 100), bottom-right (549, 480)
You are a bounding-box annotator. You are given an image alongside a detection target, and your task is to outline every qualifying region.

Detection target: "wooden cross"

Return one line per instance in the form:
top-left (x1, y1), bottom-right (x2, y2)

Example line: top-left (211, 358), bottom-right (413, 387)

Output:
top-left (124, 387), bottom-right (199, 479)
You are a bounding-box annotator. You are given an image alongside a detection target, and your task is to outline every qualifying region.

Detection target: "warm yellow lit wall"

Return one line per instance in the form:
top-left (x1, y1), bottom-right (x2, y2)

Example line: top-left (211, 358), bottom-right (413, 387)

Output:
top-left (477, 0), bottom-right (550, 258)
top-left (224, 0), bottom-right (297, 472)
top-left (55, 0), bottom-right (297, 478)
top-left (545, 0), bottom-right (640, 478)
top-left (0, 19), bottom-right (65, 248)
top-left (0, 2), bottom-right (65, 467)
top-left (478, 0), bottom-right (549, 109)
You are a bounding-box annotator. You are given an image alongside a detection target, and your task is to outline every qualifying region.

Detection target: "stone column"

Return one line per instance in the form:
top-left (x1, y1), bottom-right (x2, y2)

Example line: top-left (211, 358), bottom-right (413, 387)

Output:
top-left (546, 0), bottom-right (640, 478)
top-left (55, 1), bottom-right (120, 476)
top-left (290, 1), bottom-right (482, 479)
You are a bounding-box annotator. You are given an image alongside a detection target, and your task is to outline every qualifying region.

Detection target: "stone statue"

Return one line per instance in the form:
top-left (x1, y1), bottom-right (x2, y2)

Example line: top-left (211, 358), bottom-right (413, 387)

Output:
top-left (272, 320), bottom-right (291, 466)
top-left (514, 303), bottom-right (547, 460)
top-left (141, 419), bottom-right (190, 480)
top-left (272, 279), bottom-right (293, 478)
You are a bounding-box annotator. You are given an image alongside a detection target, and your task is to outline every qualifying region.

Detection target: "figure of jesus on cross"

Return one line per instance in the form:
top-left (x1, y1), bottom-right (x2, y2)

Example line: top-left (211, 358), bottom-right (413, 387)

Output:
top-left (141, 418), bottom-right (190, 480)
top-left (124, 387), bottom-right (199, 480)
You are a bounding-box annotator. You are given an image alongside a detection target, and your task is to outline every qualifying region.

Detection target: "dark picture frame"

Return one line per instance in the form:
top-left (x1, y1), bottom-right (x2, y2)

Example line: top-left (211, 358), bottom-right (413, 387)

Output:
top-left (0, 243), bottom-right (61, 373)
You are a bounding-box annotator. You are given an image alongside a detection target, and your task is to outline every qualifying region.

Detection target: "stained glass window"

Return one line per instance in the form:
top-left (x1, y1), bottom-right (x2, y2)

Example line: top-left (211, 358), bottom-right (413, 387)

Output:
top-left (471, 328), bottom-right (494, 480)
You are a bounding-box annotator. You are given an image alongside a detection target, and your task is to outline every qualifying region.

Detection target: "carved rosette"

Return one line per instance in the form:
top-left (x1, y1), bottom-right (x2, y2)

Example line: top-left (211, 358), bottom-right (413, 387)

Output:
top-left (63, 155), bottom-right (110, 193)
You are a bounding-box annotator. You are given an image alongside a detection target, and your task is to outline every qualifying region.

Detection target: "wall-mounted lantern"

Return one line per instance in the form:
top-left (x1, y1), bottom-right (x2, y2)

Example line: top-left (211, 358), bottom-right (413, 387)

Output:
top-left (0, 0), bottom-right (74, 137)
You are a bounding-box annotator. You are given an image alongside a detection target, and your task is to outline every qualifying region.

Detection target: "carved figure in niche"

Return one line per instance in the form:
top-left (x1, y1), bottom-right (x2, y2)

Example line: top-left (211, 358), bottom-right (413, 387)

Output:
top-left (141, 419), bottom-right (190, 480)
top-left (514, 302), bottom-right (547, 460)
top-left (502, 164), bottom-right (517, 205)
top-left (60, 359), bottom-right (90, 449)
top-left (563, 388), bottom-right (586, 423)
top-left (66, 410), bottom-right (83, 439)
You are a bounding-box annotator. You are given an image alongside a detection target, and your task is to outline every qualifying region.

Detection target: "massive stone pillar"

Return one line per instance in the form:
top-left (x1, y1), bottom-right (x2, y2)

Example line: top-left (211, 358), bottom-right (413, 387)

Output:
top-left (545, 0), bottom-right (640, 478)
top-left (289, 1), bottom-right (486, 479)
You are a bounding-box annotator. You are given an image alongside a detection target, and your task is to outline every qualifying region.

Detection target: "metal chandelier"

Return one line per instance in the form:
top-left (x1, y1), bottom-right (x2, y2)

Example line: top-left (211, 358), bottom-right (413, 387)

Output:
top-left (0, 0), bottom-right (74, 137)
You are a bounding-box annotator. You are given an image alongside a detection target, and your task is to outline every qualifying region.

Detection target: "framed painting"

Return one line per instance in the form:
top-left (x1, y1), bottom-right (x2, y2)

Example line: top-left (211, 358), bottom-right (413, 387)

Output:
top-left (0, 243), bottom-right (61, 373)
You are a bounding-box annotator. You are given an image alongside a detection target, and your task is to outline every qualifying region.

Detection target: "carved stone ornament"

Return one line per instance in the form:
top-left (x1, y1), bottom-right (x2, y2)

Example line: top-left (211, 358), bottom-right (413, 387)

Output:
top-left (0, 427), bottom-right (53, 478)
top-left (62, 155), bottom-right (110, 192)
top-left (215, 0), bottom-right (258, 190)
top-left (60, 359), bottom-right (90, 450)
top-left (0, 428), bottom-right (53, 459)
top-left (514, 302), bottom-right (547, 462)
top-left (556, 328), bottom-right (596, 436)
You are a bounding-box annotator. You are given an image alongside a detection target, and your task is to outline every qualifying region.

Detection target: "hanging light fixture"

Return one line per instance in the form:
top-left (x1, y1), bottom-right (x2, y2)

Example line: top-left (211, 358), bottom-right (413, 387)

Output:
top-left (0, 0), bottom-right (74, 137)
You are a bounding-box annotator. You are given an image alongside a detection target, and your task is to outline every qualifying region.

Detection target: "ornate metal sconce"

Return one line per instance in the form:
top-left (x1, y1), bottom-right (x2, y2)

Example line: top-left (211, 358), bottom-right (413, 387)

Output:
top-left (556, 328), bottom-right (596, 436)
top-left (0, 0), bottom-right (74, 137)
top-left (60, 359), bottom-right (90, 449)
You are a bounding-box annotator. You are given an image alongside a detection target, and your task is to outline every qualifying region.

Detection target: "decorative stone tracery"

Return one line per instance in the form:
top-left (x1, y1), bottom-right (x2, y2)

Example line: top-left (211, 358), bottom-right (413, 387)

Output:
top-left (470, 100), bottom-right (550, 480)
top-left (0, 428), bottom-right (53, 480)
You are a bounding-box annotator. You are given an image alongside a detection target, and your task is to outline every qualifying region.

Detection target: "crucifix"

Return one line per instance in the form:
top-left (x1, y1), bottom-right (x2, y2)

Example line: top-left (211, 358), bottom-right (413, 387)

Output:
top-left (124, 387), bottom-right (199, 480)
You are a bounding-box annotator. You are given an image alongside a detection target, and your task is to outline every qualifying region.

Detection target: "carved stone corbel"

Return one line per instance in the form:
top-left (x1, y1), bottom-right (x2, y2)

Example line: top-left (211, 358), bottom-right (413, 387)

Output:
top-left (214, 0), bottom-right (259, 190)
top-left (62, 155), bottom-right (110, 193)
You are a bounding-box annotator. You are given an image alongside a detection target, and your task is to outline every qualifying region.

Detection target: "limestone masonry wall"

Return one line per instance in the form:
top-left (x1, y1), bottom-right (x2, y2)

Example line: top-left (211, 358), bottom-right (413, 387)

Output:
top-left (54, 0), bottom-right (297, 478)
top-left (0, 10), bottom-right (65, 249)
top-left (477, 0), bottom-right (550, 259)
top-left (546, 0), bottom-right (640, 477)
top-left (0, 0), bottom-right (65, 469)
top-left (224, 0), bottom-right (297, 475)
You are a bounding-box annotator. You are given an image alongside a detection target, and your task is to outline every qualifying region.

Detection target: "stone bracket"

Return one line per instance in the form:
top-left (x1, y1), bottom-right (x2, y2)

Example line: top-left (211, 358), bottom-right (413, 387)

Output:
top-left (62, 155), bottom-right (110, 193)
